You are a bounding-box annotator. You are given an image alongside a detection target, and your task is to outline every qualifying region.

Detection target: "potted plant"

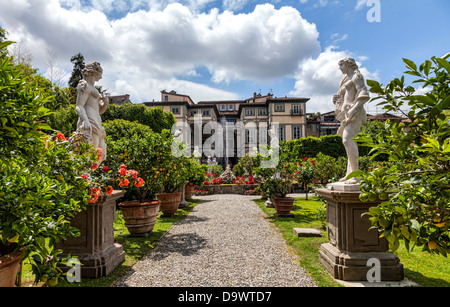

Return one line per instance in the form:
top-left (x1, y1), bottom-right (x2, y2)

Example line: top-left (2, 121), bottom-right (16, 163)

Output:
top-left (262, 163), bottom-right (298, 217)
top-left (183, 158), bottom-right (206, 200)
top-left (156, 149), bottom-right (188, 217)
top-left (106, 129), bottom-right (166, 236)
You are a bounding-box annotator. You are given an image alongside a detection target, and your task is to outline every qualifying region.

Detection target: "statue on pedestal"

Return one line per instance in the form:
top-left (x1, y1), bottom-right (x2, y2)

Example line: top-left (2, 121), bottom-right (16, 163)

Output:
top-left (332, 57), bottom-right (370, 185)
top-left (69, 62), bottom-right (109, 164)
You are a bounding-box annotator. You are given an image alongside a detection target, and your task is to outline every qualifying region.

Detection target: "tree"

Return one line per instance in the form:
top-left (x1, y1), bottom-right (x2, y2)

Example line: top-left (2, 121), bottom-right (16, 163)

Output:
top-left (68, 52), bottom-right (85, 89)
top-left (45, 49), bottom-right (68, 88)
top-left (352, 54), bottom-right (450, 257)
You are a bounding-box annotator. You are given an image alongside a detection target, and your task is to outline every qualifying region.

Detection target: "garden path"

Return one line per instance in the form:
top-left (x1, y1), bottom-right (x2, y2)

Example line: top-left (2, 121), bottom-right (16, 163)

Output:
top-left (114, 194), bottom-right (316, 287)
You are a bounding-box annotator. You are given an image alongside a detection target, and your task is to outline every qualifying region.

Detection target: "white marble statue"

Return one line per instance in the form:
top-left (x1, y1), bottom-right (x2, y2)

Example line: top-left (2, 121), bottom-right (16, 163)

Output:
top-left (72, 62), bottom-right (109, 164)
top-left (333, 57), bottom-right (370, 184)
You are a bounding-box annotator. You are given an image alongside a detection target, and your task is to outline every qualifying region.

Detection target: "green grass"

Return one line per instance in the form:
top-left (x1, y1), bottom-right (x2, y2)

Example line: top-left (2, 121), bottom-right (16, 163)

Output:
top-left (254, 197), bottom-right (342, 287)
top-left (20, 199), bottom-right (199, 287)
top-left (254, 196), bottom-right (450, 287)
top-left (394, 242), bottom-right (450, 287)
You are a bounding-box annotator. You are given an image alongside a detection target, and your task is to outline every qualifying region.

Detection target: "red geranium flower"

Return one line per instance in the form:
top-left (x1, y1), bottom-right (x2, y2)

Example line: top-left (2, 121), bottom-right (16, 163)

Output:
top-left (134, 177), bottom-right (145, 188)
top-left (119, 178), bottom-right (130, 188)
top-left (105, 186), bottom-right (114, 195)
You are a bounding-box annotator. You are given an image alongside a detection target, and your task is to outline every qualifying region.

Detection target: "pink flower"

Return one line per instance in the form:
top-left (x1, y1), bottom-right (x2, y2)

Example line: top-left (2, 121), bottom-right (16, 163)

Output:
top-left (118, 167), bottom-right (127, 176)
top-left (128, 169), bottom-right (138, 179)
top-left (90, 164), bottom-right (98, 170)
top-left (81, 174), bottom-right (88, 180)
top-left (95, 148), bottom-right (103, 161)
top-left (103, 166), bottom-right (110, 172)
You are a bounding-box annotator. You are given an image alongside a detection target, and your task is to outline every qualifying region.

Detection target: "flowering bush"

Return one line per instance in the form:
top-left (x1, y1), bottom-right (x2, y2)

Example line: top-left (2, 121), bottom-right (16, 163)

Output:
top-left (106, 129), bottom-right (185, 200)
top-left (233, 174), bottom-right (255, 185)
top-left (255, 163), bottom-right (298, 198)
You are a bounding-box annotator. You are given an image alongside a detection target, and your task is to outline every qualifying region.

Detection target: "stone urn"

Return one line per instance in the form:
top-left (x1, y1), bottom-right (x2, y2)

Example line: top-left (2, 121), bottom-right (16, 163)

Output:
top-left (272, 197), bottom-right (295, 217)
top-left (185, 184), bottom-right (195, 200)
top-left (156, 192), bottom-right (182, 217)
top-left (118, 200), bottom-right (160, 237)
top-left (0, 251), bottom-right (22, 287)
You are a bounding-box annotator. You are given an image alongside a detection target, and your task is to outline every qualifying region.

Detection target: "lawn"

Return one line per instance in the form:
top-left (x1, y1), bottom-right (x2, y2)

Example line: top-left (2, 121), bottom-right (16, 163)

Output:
top-left (254, 196), bottom-right (450, 287)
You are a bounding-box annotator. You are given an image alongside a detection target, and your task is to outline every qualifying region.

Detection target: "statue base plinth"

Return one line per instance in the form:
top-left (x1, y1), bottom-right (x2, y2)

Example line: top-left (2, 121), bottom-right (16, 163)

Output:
top-left (315, 187), bottom-right (404, 282)
top-left (327, 182), bottom-right (361, 192)
top-left (56, 190), bottom-right (125, 279)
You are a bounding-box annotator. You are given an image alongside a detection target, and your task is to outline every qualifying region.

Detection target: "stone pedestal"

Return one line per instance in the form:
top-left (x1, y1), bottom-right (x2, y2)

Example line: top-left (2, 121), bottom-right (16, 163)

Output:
top-left (56, 190), bottom-right (126, 279)
top-left (316, 186), bottom-right (404, 281)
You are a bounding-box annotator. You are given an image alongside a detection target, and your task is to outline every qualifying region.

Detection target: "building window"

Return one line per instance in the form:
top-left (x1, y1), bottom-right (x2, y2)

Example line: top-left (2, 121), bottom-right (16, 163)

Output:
top-left (259, 108), bottom-right (267, 115)
top-left (278, 126), bottom-right (285, 141)
top-left (275, 104), bottom-right (284, 112)
top-left (228, 105), bottom-right (235, 111)
top-left (311, 124), bottom-right (317, 132)
top-left (293, 126), bottom-right (302, 139)
top-left (259, 127), bottom-right (267, 144)
top-left (164, 95), bottom-right (169, 102)
top-left (292, 104), bottom-right (301, 115)
top-left (245, 109), bottom-right (255, 116)
top-left (190, 111), bottom-right (197, 116)
top-left (220, 105), bottom-right (227, 111)
top-left (171, 107), bottom-right (180, 114)
top-left (202, 110), bottom-right (210, 116)
top-left (246, 129), bottom-right (256, 144)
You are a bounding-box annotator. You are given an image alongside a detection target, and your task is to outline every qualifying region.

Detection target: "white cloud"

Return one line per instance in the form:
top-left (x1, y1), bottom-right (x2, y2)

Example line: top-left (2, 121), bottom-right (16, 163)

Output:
top-left (0, 1), bottom-right (321, 103)
top-left (290, 46), bottom-right (379, 114)
top-left (355, 0), bottom-right (367, 11)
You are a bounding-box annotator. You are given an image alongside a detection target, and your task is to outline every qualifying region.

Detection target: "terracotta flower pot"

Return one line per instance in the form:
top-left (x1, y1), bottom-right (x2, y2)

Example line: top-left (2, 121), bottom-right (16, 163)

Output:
top-left (185, 185), bottom-right (195, 200)
top-left (272, 197), bottom-right (295, 217)
top-left (0, 251), bottom-right (22, 287)
top-left (156, 192), bottom-right (182, 216)
top-left (118, 200), bottom-right (161, 237)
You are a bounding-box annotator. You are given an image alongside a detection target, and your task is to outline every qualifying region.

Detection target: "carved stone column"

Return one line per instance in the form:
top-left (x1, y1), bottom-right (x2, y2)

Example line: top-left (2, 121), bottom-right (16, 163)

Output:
top-left (316, 186), bottom-right (404, 281)
top-left (56, 190), bottom-right (126, 278)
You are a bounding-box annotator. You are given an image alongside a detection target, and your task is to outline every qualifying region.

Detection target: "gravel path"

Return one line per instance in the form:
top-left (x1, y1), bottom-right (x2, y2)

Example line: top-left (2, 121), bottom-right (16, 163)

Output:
top-left (113, 194), bottom-right (317, 287)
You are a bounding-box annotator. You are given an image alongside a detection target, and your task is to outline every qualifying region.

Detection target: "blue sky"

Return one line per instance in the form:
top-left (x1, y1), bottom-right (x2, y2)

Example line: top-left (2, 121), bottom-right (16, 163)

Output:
top-left (0, 0), bottom-right (448, 113)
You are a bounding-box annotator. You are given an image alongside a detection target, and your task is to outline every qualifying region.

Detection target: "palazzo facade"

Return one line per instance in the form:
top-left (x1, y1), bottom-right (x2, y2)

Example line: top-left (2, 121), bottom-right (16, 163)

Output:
top-left (143, 90), bottom-right (309, 167)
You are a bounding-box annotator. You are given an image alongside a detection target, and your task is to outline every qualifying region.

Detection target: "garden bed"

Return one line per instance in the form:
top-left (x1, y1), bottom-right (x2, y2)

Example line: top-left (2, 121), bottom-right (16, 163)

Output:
top-left (194, 184), bottom-right (259, 195)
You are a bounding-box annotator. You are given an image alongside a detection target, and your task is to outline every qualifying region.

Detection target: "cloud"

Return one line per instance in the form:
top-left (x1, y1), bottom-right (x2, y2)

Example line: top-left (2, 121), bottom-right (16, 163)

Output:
top-left (290, 46), bottom-right (379, 114)
top-left (0, 1), bottom-right (321, 103)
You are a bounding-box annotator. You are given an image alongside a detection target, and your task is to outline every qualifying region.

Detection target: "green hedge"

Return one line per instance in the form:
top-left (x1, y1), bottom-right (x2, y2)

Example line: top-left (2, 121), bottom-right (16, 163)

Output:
top-left (102, 103), bottom-right (176, 133)
top-left (280, 134), bottom-right (372, 160)
top-left (46, 103), bottom-right (176, 136)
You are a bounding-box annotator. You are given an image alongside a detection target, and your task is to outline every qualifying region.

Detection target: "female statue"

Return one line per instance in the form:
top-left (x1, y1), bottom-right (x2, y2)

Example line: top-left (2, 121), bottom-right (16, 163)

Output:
top-left (333, 57), bottom-right (370, 183)
top-left (71, 62), bottom-right (109, 164)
